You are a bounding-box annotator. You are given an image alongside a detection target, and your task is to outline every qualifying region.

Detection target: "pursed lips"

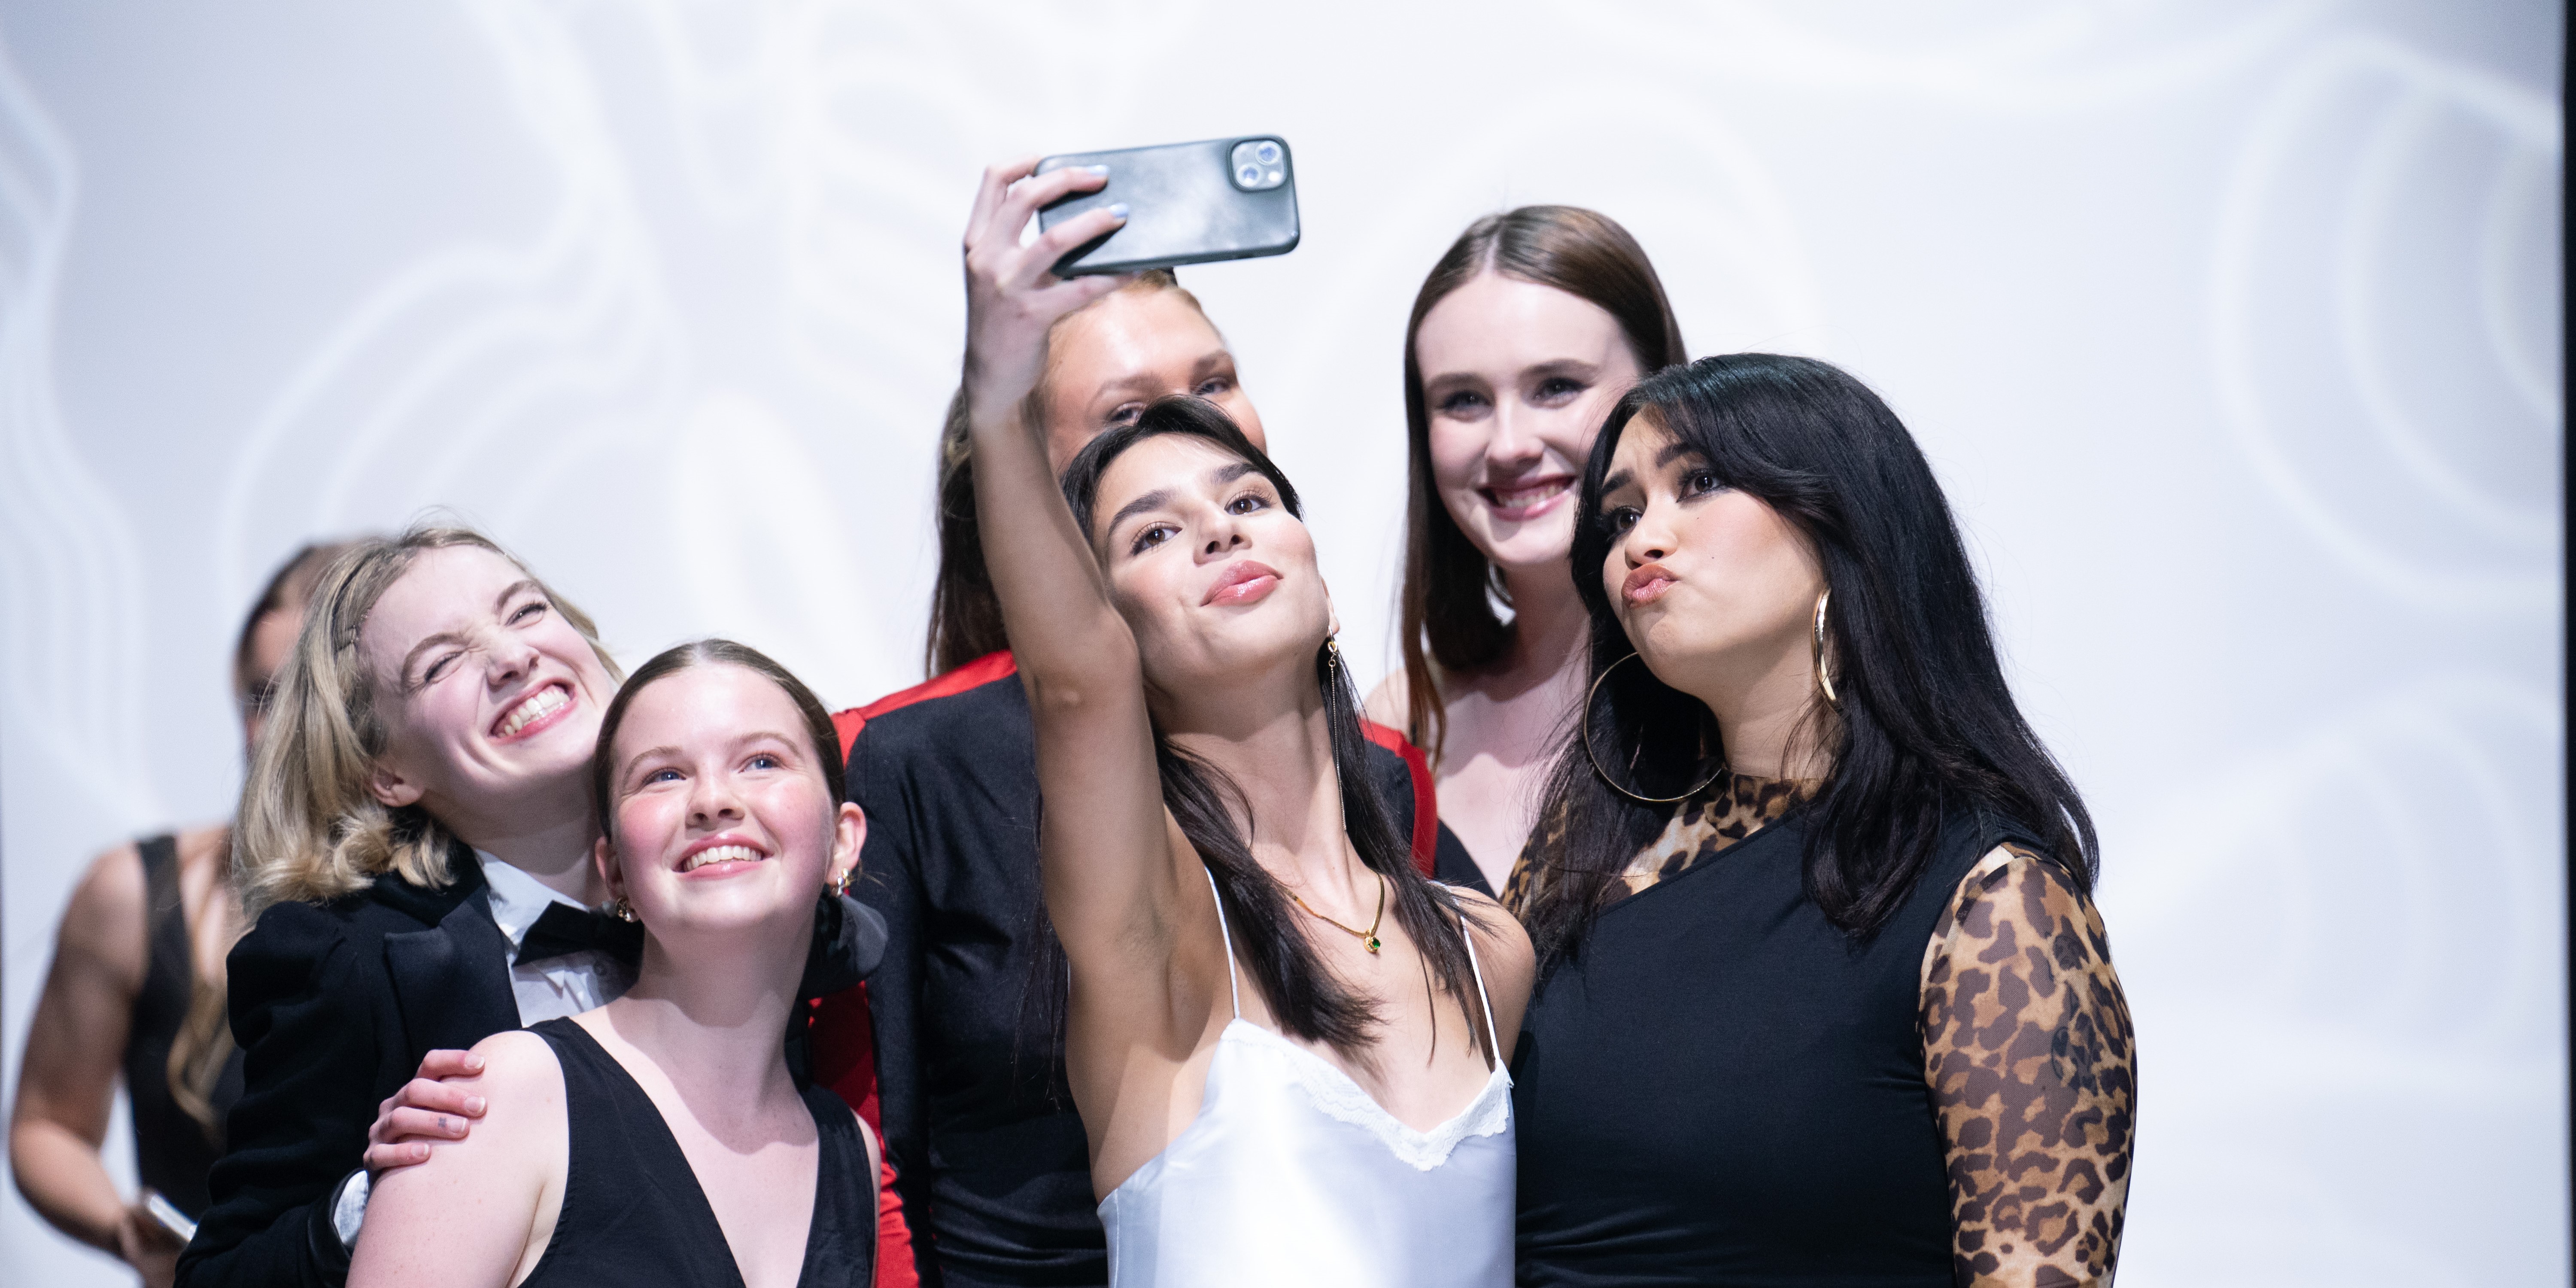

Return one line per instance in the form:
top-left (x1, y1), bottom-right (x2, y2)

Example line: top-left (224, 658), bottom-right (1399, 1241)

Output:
top-left (1203, 560), bottom-right (1282, 606)
top-left (1621, 563), bottom-right (1678, 607)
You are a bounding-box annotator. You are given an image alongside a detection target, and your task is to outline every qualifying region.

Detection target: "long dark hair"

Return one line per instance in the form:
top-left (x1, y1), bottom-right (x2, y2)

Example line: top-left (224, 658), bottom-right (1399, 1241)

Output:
top-left (926, 269), bottom-right (1194, 677)
top-left (1519, 354), bottom-right (2097, 965)
top-left (1397, 207), bottom-right (1688, 760)
top-left (1046, 395), bottom-right (1497, 1063)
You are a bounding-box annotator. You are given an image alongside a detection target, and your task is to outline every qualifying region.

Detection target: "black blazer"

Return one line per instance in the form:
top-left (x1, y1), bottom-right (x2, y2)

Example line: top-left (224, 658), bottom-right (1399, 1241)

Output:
top-left (177, 854), bottom-right (514, 1288)
top-left (178, 849), bottom-right (882, 1288)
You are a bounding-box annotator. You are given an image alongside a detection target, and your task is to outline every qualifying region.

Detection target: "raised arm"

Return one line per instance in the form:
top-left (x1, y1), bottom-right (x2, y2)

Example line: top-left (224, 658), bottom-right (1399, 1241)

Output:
top-left (954, 161), bottom-right (1194, 1008)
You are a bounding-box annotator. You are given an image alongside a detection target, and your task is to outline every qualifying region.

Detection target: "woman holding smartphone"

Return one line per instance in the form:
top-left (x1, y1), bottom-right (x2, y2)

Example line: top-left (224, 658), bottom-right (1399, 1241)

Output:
top-left (817, 167), bottom-right (1464, 1287)
top-left (1365, 207), bottom-right (1688, 896)
top-left (956, 158), bottom-right (1531, 1285)
top-left (1509, 354), bottom-right (2134, 1285)
top-left (348, 639), bottom-right (879, 1288)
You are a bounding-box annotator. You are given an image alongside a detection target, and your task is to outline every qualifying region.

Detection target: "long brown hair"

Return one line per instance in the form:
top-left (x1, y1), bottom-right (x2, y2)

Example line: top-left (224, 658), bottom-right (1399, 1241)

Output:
top-left (236, 523), bottom-right (620, 915)
top-left (1396, 207), bottom-right (1687, 760)
top-left (170, 539), bottom-right (358, 1143)
top-left (924, 268), bottom-right (1199, 676)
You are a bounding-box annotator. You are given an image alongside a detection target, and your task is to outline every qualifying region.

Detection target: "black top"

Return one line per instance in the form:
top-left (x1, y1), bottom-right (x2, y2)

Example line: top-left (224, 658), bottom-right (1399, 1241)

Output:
top-left (127, 834), bottom-right (246, 1218)
top-left (850, 664), bottom-right (1473, 1288)
top-left (181, 848), bottom-right (879, 1288)
top-left (1512, 806), bottom-right (2037, 1286)
top-left (519, 1019), bottom-right (875, 1288)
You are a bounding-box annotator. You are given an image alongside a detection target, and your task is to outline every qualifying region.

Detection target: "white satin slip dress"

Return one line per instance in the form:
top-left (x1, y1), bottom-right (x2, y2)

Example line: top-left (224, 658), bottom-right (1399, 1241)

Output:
top-left (1095, 868), bottom-right (1515, 1287)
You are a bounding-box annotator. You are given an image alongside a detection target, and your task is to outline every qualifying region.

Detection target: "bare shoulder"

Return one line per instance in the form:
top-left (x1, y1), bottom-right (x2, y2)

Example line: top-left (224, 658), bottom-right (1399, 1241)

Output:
top-left (466, 1029), bottom-right (567, 1101)
top-left (1361, 668), bottom-right (1411, 730)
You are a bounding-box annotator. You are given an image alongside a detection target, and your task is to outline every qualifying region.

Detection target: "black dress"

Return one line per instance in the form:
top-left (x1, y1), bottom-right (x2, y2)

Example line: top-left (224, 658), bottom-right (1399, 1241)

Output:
top-left (836, 651), bottom-right (1475, 1288)
top-left (518, 1019), bottom-right (875, 1288)
top-left (1512, 805), bottom-right (2042, 1286)
top-left (126, 833), bottom-right (246, 1218)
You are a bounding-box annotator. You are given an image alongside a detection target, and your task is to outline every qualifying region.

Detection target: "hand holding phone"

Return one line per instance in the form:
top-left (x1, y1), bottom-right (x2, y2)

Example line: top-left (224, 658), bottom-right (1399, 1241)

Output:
top-left (1036, 136), bottom-right (1300, 276)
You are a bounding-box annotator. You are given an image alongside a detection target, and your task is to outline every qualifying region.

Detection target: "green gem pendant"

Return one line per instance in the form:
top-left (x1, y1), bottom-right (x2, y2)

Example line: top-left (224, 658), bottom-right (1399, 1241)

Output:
top-left (1362, 935), bottom-right (1382, 954)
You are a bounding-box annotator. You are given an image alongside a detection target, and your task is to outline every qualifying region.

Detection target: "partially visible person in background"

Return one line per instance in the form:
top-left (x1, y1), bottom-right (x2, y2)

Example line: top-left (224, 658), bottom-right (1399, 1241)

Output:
top-left (1365, 207), bottom-right (1688, 896)
top-left (815, 165), bottom-right (1467, 1288)
top-left (1509, 354), bottom-right (2134, 1285)
top-left (11, 540), bottom-right (352, 1288)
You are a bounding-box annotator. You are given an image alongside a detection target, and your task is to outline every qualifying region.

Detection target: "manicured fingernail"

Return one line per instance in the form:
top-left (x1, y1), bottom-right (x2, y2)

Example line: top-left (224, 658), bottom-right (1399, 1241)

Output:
top-left (411, 1143), bottom-right (427, 1160)
top-left (465, 1096), bottom-right (486, 1115)
top-left (464, 1054), bottom-right (485, 1071)
top-left (443, 1116), bottom-right (462, 1134)
top-left (1085, 164), bottom-right (1109, 175)
top-left (1107, 203), bottom-right (1129, 219)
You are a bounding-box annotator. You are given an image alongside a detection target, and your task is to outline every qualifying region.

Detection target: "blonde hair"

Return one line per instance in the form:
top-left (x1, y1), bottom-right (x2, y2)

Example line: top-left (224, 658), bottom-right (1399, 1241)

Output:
top-left (168, 539), bottom-right (365, 1142)
top-left (925, 269), bottom-right (1207, 675)
top-left (235, 522), bottom-right (620, 916)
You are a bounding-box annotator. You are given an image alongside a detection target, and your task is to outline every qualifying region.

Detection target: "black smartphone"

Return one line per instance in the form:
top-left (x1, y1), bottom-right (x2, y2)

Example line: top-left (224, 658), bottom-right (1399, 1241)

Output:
top-left (1035, 136), bottom-right (1300, 277)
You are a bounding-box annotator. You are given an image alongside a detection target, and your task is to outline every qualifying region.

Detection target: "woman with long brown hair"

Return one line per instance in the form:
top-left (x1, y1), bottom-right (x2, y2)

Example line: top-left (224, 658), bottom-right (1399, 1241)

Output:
top-left (1365, 207), bottom-right (1687, 895)
top-left (10, 540), bottom-right (348, 1288)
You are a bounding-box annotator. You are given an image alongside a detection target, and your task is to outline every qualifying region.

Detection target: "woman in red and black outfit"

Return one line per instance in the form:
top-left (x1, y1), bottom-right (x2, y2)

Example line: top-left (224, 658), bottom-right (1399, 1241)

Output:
top-left (809, 164), bottom-right (1471, 1288)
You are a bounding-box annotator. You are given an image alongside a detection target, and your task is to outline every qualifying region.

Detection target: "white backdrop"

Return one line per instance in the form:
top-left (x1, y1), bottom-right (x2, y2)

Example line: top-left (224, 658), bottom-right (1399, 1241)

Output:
top-left (0, 2), bottom-right (2561, 1284)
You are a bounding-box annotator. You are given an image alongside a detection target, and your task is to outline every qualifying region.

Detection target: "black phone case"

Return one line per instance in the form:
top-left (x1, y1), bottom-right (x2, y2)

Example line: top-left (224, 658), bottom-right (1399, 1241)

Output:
top-left (1036, 136), bottom-right (1300, 276)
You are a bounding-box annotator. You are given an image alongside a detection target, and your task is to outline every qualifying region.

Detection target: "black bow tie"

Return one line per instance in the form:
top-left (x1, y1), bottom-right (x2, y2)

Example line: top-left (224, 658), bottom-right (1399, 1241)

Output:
top-left (517, 901), bottom-right (645, 966)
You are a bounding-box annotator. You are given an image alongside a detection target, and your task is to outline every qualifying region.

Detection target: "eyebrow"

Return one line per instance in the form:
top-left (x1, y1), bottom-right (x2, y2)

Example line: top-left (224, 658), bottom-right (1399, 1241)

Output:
top-left (618, 744), bottom-right (683, 788)
top-left (1103, 460), bottom-right (1267, 544)
top-left (1106, 487), bottom-right (1176, 537)
top-left (398, 579), bottom-right (544, 683)
top-left (616, 729), bottom-right (805, 790)
top-left (395, 579), bottom-right (544, 687)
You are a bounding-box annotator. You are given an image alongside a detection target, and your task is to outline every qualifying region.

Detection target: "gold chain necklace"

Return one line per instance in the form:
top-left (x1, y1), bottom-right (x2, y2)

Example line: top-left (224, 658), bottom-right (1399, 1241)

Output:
top-left (1288, 872), bottom-right (1387, 954)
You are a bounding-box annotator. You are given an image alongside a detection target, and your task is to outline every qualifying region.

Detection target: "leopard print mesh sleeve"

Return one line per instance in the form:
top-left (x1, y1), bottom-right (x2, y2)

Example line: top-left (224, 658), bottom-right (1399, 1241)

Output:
top-left (1920, 844), bottom-right (2135, 1287)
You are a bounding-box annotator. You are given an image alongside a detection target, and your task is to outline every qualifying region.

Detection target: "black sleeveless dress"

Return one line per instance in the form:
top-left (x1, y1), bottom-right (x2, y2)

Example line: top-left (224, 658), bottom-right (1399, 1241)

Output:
top-left (520, 1018), bottom-right (877, 1288)
top-left (125, 833), bottom-right (245, 1218)
top-left (1512, 806), bottom-right (2040, 1285)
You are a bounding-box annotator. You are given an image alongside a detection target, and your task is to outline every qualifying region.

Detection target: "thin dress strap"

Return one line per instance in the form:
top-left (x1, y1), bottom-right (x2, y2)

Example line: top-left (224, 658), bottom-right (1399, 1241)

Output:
top-left (1202, 866), bottom-right (1240, 1019)
top-left (1460, 913), bottom-right (1499, 1060)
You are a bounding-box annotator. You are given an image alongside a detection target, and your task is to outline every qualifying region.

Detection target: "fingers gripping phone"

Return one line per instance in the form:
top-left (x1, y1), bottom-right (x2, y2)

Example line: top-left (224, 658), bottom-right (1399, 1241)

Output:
top-left (1036, 136), bottom-right (1300, 276)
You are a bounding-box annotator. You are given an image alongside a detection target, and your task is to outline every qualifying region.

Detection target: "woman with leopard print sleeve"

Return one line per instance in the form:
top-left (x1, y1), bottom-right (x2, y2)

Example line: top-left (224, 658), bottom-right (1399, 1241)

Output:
top-left (1505, 354), bottom-right (2134, 1286)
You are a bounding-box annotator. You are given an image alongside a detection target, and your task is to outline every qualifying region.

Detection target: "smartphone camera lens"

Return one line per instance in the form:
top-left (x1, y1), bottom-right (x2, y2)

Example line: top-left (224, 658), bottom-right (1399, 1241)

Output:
top-left (1229, 139), bottom-right (1286, 191)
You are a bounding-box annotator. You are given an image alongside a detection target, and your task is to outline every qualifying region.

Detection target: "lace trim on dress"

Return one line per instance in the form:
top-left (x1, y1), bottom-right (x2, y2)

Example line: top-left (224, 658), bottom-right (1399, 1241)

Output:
top-left (1224, 1022), bottom-right (1511, 1172)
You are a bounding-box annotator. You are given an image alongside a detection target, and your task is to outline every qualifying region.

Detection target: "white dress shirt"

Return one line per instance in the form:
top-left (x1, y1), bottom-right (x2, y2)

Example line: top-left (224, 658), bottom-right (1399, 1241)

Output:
top-left (333, 851), bottom-right (632, 1247)
top-left (476, 851), bottom-right (633, 1024)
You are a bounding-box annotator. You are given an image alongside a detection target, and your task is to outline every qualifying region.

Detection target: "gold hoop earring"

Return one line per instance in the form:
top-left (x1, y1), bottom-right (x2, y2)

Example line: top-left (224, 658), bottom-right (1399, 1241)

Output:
top-left (1812, 589), bottom-right (1839, 707)
top-left (610, 897), bottom-right (638, 923)
top-left (1582, 652), bottom-right (1724, 805)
